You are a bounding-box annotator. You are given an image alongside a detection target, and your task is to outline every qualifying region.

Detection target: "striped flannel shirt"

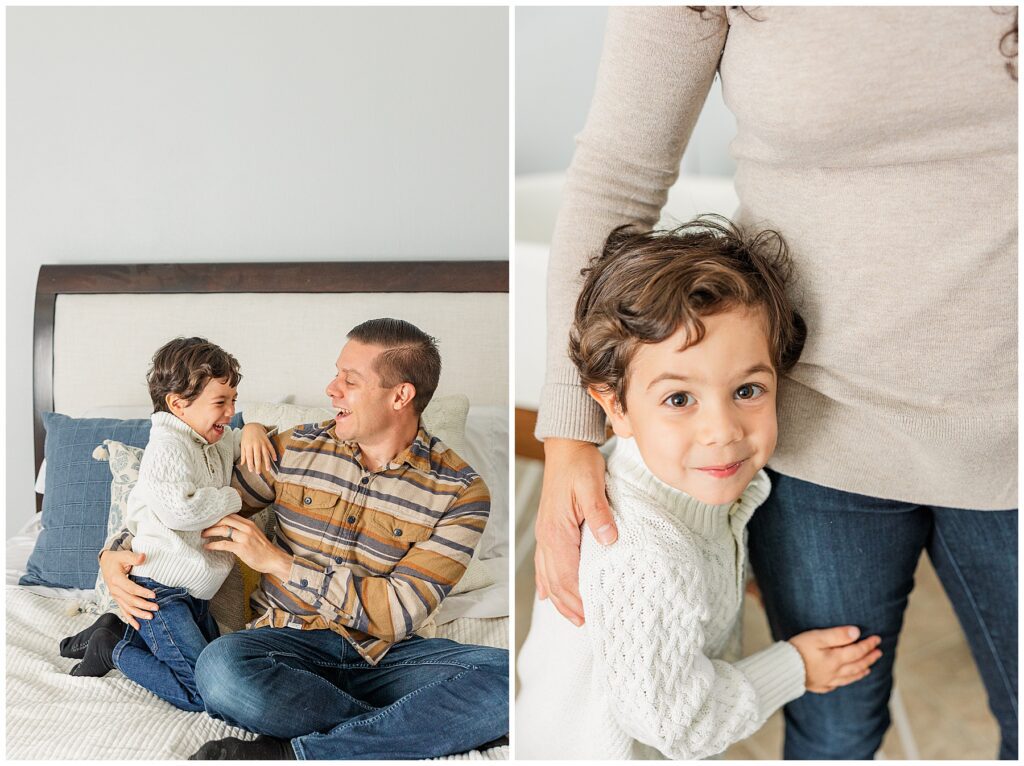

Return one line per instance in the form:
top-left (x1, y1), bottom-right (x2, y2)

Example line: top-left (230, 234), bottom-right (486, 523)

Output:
top-left (230, 420), bottom-right (490, 665)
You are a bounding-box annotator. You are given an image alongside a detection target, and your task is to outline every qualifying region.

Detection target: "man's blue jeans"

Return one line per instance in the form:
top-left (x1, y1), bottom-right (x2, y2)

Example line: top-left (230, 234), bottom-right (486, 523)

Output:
top-left (748, 469), bottom-right (1018, 759)
top-left (112, 576), bottom-right (220, 713)
top-left (194, 627), bottom-right (509, 760)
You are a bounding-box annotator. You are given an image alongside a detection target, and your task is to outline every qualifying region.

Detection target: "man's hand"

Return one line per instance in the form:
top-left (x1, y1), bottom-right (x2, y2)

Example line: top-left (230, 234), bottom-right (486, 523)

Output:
top-left (533, 438), bottom-right (616, 627)
top-left (203, 514), bottom-right (291, 581)
top-left (99, 549), bottom-right (157, 630)
top-left (240, 423), bottom-right (276, 474)
top-left (789, 626), bottom-right (883, 693)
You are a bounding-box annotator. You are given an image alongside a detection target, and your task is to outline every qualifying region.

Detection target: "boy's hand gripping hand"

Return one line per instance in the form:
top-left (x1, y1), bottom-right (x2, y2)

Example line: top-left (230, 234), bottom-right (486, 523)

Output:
top-left (534, 438), bottom-right (617, 627)
top-left (789, 626), bottom-right (883, 693)
top-left (98, 550), bottom-right (157, 630)
top-left (240, 423), bottom-right (277, 474)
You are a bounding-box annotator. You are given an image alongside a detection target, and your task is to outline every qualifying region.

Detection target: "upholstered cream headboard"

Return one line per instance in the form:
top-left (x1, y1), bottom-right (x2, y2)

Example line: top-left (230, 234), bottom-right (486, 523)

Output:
top-left (33, 262), bottom-right (508, 484)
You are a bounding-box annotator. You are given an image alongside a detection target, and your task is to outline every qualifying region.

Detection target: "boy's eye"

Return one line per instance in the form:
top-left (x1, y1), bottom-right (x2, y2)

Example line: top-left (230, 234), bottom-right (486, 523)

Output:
top-left (735, 383), bottom-right (767, 400)
top-left (664, 392), bottom-right (695, 408)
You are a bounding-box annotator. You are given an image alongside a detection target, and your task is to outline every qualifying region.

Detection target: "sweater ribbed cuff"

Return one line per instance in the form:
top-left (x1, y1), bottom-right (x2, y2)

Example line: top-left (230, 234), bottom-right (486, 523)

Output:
top-left (535, 382), bottom-right (607, 444)
top-left (734, 640), bottom-right (806, 722)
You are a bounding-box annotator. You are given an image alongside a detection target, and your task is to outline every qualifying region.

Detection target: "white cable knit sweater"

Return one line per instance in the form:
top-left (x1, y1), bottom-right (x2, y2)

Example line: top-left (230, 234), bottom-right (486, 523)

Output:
top-left (516, 437), bottom-right (806, 759)
top-left (127, 412), bottom-right (243, 600)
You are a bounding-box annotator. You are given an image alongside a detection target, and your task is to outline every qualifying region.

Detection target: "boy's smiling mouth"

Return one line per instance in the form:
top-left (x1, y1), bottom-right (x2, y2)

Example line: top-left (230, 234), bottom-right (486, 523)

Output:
top-left (695, 459), bottom-right (746, 479)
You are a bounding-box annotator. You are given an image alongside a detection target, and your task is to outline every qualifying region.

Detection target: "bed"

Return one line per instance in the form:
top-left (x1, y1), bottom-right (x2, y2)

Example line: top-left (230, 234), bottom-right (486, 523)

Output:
top-left (8, 261), bottom-right (510, 760)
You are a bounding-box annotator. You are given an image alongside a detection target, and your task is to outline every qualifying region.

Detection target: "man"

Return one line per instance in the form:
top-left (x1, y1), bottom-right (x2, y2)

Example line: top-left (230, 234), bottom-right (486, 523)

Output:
top-left (98, 318), bottom-right (509, 760)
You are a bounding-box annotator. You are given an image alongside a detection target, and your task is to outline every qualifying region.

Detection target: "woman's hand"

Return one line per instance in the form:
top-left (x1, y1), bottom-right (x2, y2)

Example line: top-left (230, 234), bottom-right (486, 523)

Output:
top-left (202, 514), bottom-right (291, 581)
top-left (99, 549), bottom-right (157, 630)
top-left (533, 438), bottom-right (616, 627)
top-left (789, 626), bottom-right (883, 693)
top-left (240, 423), bottom-right (276, 474)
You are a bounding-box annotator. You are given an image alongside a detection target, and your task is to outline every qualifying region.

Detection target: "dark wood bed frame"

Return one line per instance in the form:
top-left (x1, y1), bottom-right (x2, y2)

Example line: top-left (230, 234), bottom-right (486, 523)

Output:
top-left (33, 261), bottom-right (509, 511)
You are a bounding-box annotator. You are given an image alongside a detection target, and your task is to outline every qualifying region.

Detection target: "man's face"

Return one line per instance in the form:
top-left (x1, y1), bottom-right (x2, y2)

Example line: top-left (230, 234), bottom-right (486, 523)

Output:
top-left (173, 378), bottom-right (237, 444)
top-left (603, 307), bottom-right (778, 505)
top-left (325, 340), bottom-right (401, 444)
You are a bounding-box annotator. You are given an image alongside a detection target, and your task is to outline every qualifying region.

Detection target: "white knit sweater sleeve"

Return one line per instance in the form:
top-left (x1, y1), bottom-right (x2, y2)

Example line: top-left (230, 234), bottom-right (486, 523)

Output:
top-left (136, 437), bottom-right (243, 532)
top-left (580, 530), bottom-right (805, 759)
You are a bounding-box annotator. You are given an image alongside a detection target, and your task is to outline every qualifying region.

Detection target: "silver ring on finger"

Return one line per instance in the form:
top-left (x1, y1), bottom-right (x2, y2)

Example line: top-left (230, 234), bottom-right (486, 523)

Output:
top-left (226, 528), bottom-right (233, 541)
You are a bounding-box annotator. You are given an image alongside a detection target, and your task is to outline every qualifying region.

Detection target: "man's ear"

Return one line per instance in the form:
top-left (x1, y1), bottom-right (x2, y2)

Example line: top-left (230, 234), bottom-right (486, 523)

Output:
top-left (587, 386), bottom-right (633, 438)
top-left (392, 382), bottom-right (417, 412)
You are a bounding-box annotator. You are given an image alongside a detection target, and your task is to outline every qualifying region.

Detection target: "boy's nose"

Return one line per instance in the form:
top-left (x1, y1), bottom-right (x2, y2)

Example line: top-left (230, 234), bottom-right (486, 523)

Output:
top-left (696, 404), bottom-right (743, 447)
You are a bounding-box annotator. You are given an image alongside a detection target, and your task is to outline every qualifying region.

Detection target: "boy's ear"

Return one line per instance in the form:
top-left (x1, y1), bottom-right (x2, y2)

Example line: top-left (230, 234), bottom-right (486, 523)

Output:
top-left (587, 386), bottom-right (633, 438)
top-left (165, 393), bottom-right (184, 416)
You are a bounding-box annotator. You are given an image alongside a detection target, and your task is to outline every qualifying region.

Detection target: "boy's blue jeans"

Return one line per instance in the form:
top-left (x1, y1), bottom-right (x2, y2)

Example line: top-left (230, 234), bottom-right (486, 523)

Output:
top-left (194, 627), bottom-right (509, 760)
top-left (112, 576), bottom-right (220, 713)
top-left (748, 468), bottom-right (1018, 760)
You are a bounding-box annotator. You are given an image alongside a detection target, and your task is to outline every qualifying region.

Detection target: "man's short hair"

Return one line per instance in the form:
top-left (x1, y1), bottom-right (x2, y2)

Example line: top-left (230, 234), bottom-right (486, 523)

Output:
top-left (569, 215), bottom-right (807, 409)
top-left (347, 318), bottom-right (441, 415)
top-left (148, 337), bottom-right (242, 414)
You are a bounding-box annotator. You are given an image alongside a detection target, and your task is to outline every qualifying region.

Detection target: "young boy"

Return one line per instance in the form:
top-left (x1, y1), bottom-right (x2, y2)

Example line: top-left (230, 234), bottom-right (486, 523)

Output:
top-left (58, 337), bottom-right (273, 713)
top-left (516, 217), bottom-right (884, 759)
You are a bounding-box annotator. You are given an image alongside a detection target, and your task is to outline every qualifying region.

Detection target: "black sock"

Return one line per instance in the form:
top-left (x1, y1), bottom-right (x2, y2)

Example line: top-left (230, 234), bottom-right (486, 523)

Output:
top-left (69, 628), bottom-right (119, 677)
top-left (59, 612), bottom-right (123, 659)
top-left (189, 735), bottom-right (295, 760)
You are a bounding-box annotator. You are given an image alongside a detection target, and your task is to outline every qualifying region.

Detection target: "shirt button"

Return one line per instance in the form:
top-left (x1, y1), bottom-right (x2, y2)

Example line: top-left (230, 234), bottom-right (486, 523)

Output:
top-left (300, 579), bottom-right (308, 587)
top-left (393, 528), bottom-right (403, 537)
top-left (303, 496), bottom-right (312, 505)
top-left (360, 476), bottom-right (369, 485)
top-left (347, 516), bottom-right (357, 524)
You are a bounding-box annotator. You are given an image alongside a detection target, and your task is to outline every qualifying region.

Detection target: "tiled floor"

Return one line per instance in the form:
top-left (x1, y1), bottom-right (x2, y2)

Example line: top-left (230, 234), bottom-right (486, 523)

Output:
top-left (514, 458), bottom-right (1003, 760)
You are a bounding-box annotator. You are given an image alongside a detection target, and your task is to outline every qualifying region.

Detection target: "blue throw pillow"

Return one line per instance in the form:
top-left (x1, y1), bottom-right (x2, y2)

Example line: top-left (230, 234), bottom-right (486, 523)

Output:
top-left (22, 410), bottom-right (246, 590)
top-left (22, 414), bottom-right (152, 589)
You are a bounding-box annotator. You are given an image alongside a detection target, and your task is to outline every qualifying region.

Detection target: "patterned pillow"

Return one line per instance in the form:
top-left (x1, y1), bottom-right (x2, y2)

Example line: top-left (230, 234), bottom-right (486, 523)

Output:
top-left (21, 414), bottom-right (151, 589)
top-left (88, 438), bottom-right (269, 634)
top-left (84, 440), bottom-right (144, 616)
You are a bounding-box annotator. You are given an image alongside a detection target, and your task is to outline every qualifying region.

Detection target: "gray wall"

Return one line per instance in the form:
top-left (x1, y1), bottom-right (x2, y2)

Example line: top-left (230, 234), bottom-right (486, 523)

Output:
top-left (515, 6), bottom-right (736, 176)
top-left (7, 6), bottom-right (508, 535)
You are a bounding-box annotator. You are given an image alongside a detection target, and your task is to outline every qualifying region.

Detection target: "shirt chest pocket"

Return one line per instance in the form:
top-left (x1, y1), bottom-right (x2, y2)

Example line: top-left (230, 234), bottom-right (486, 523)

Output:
top-left (353, 509), bottom-right (434, 572)
top-left (280, 482), bottom-right (341, 510)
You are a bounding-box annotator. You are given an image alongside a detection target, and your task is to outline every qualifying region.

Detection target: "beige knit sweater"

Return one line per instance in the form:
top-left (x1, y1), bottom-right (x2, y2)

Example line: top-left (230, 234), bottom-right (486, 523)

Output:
top-left (536, 6), bottom-right (1018, 510)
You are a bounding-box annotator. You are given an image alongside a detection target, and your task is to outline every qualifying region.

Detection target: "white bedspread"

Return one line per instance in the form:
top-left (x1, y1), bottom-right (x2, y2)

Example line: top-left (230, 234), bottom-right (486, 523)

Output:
top-left (6, 586), bottom-right (508, 760)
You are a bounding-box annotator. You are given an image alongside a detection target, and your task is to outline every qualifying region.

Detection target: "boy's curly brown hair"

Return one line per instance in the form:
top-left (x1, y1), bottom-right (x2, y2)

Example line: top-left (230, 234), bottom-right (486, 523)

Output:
top-left (569, 215), bottom-right (806, 410)
top-left (148, 337), bottom-right (242, 413)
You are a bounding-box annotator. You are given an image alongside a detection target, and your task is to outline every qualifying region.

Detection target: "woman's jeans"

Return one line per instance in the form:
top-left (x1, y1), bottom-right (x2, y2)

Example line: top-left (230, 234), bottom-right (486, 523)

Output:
top-left (194, 627), bottom-right (509, 760)
top-left (112, 576), bottom-right (220, 713)
top-left (748, 468), bottom-right (1018, 760)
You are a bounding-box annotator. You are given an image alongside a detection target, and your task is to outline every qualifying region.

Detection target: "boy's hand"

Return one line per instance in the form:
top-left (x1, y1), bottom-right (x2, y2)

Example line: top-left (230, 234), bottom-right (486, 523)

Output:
top-left (203, 514), bottom-right (292, 582)
top-left (240, 423), bottom-right (276, 474)
top-left (98, 549), bottom-right (157, 630)
top-left (789, 626), bottom-right (883, 693)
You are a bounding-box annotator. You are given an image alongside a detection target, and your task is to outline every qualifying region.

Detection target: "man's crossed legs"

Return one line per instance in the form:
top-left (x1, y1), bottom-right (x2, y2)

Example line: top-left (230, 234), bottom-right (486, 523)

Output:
top-left (193, 627), bottom-right (509, 760)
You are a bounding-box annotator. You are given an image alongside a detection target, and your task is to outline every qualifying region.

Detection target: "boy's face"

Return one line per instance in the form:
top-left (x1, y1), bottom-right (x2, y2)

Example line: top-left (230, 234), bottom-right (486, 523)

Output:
top-left (596, 306), bottom-right (778, 505)
top-left (326, 339), bottom-right (414, 445)
top-left (169, 378), bottom-right (237, 444)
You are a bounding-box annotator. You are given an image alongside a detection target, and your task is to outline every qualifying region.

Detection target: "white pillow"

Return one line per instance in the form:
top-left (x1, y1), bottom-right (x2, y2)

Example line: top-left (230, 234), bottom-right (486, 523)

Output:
top-left (243, 394), bottom-right (471, 458)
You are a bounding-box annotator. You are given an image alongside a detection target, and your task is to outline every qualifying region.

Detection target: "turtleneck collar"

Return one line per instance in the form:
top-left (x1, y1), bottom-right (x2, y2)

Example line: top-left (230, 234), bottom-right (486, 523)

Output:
top-left (151, 411), bottom-right (213, 447)
top-left (606, 436), bottom-right (771, 539)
